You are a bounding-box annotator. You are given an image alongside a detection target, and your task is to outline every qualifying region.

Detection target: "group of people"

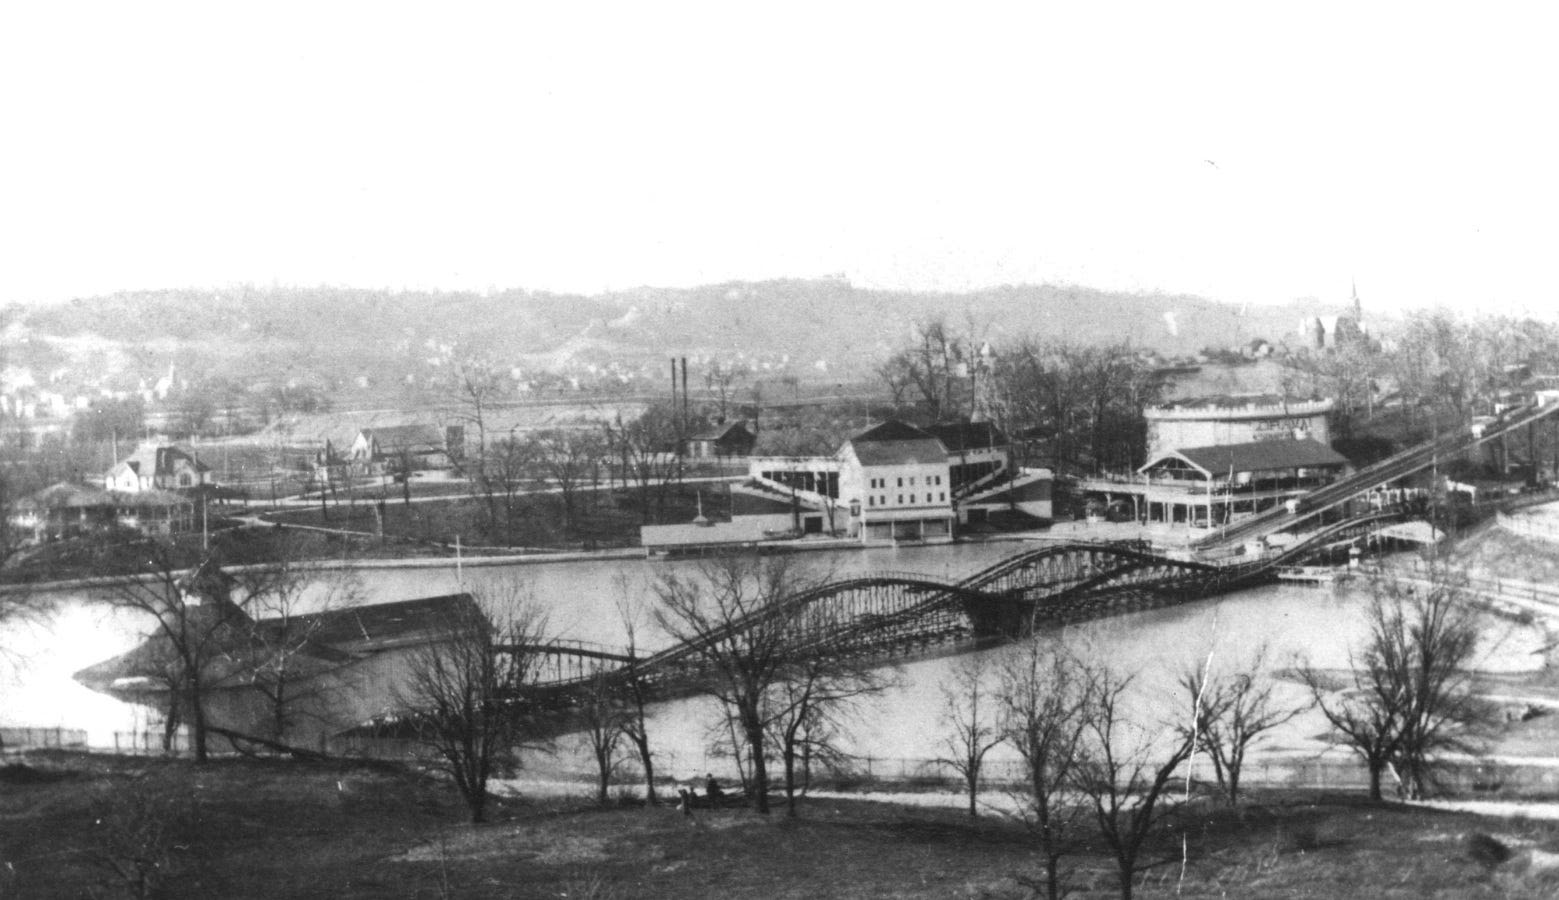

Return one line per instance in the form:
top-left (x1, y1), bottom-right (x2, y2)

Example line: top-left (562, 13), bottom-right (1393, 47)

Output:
top-left (676, 773), bottom-right (726, 816)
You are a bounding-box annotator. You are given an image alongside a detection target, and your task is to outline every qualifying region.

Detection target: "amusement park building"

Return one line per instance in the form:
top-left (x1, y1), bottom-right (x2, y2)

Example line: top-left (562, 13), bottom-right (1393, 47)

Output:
top-left (1082, 395), bottom-right (1351, 528)
top-left (1144, 395), bottom-right (1333, 458)
top-left (641, 419), bottom-right (1053, 551)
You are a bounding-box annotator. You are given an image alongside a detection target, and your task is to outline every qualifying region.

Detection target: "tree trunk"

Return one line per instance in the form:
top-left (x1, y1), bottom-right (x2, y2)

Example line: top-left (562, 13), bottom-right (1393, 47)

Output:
top-left (784, 746), bottom-right (799, 817)
top-left (190, 694), bottom-right (208, 763)
top-left (1368, 761), bottom-right (1384, 802)
top-left (743, 716), bottom-right (770, 814)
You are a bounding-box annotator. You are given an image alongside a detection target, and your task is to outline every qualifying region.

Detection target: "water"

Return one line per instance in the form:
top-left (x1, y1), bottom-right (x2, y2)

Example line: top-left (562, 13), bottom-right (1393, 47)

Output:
top-left (1, 544), bottom-right (1546, 766)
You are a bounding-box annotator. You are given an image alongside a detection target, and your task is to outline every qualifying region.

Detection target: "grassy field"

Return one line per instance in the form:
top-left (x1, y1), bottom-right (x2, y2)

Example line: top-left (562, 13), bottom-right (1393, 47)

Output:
top-left (5, 751), bottom-right (1559, 899)
top-left (267, 483), bottom-right (728, 550)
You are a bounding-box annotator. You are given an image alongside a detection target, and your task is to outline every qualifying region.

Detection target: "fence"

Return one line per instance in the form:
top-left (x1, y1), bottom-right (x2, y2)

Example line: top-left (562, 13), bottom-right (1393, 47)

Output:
top-left (0, 726), bottom-right (88, 750)
top-left (110, 730), bottom-right (193, 755)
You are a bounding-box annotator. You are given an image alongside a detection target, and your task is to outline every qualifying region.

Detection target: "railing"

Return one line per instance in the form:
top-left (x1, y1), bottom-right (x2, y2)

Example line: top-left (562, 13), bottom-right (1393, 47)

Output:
top-left (1, 726), bottom-right (88, 750)
top-left (1145, 398), bottom-right (1335, 420)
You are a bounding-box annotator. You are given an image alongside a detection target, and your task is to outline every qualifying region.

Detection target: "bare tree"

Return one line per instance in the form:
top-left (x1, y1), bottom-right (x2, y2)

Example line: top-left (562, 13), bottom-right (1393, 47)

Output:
top-left (886, 318), bottom-right (967, 421)
top-left (997, 638), bottom-right (1094, 900)
top-left (1178, 644), bottom-right (1303, 807)
top-left (651, 552), bottom-right (827, 815)
top-left (602, 405), bottom-right (682, 525)
top-left (480, 434), bottom-right (536, 541)
top-left (1073, 666), bottom-right (1196, 900)
top-left (94, 541), bottom-right (245, 763)
top-left (703, 359), bottom-right (751, 423)
top-left (233, 547), bottom-right (365, 743)
top-left (400, 592), bottom-right (549, 823)
top-left (575, 663), bottom-right (625, 805)
top-left (935, 654), bottom-right (1005, 817)
top-left (614, 592), bottom-right (659, 805)
top-left (765, 651), bottom-right (886, 816)
top-left (1302, 566), bottom-right (1490, 800)
top-left (0, 469), bottom-right (48, 649)
top-left (530, 427), bottom-right (606, 536)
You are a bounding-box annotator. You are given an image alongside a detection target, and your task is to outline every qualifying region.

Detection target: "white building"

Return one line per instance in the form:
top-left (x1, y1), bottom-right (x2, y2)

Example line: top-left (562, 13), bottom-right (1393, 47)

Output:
top-left (745, 420), bottom-right (1052, 545)
top-left (1144, 396), bottom-right (1334, 459)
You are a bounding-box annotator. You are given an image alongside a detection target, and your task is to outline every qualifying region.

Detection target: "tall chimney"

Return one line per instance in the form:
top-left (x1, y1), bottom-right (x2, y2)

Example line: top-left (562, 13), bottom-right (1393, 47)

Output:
top-left (681, 357), bottom-right (689, 431)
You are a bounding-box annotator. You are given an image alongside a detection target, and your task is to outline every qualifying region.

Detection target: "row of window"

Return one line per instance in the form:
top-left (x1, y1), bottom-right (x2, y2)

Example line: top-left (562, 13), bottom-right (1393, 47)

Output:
top-left (868, 474), bottom-right (945, 489)
top-left (866, 491), bottom-right (947, 508)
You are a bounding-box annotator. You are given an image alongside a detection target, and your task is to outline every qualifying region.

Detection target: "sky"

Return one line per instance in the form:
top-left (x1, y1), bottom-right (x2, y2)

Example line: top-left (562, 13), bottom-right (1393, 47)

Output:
top-left (3, 2), bottom-right (1558, 318)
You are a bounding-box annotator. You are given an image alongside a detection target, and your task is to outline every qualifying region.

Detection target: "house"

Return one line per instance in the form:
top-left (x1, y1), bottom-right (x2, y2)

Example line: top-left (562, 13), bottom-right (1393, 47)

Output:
top-left (12, 482), bottom-right (194, 542)
top-left (683, 421), bottom-right (757, 460)
top-left (349, 425), bottom-right (461, 473)
top-left (75, 586), bottom-right (487, 751)
top-left (104, 445), bottom-right (212, 493)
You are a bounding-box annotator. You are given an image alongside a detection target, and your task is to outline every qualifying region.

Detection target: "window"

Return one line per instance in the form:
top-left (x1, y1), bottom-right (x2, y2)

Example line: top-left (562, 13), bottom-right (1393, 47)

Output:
top-left (179, 474), bottom-right (192, 487)
top-left (897, 477), bottom-right (903, 487)
top-left (926, 493), bottom-right (932, 503)
top-left (897, 494), bottom-right (903, 504)
top-left (940, 492), bottom-right (946, 501)
top-left (910, 476), bottom-right (916, 486)
top-left (868, 496), bottom-right (874, 507)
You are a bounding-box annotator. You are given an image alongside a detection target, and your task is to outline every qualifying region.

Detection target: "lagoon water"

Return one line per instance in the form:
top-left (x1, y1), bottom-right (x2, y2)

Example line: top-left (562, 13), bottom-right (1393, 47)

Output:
top-left (1, 542), bottom-right (1545, 775)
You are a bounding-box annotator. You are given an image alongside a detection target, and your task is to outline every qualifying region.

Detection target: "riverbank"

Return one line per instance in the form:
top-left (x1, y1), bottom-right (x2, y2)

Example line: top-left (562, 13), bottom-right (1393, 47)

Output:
top-left (3, 749), bottom-right (1555, 899)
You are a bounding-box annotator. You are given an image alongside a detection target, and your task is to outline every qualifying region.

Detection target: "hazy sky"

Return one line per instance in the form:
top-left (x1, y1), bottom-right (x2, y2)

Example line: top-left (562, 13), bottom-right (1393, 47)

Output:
top-left (3, 3), bottom-right (1557, 317)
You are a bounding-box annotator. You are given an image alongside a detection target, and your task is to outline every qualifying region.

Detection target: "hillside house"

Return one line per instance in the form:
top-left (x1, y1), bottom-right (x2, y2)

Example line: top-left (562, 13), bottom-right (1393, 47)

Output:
top-left (104, 445), bottom-right (212, 493)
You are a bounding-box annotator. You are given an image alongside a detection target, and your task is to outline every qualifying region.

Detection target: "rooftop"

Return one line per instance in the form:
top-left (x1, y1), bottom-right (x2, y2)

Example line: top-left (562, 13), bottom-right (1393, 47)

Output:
top-left (845, 420), bottom-right (949, 467)
top-left (1145, 438), bottom-right (1349, 476)
top-left (926, 421), bottom-right (1008, 452)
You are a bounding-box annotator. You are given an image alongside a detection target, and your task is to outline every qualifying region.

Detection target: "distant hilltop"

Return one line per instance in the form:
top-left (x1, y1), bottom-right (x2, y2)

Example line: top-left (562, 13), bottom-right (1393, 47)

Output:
top-left (3, 279), bottom-right (1349, 397)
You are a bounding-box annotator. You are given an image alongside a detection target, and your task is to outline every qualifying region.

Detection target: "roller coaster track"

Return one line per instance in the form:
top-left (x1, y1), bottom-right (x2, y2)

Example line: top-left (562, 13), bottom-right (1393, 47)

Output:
top-left (1197, 400), bottom-right (1559, 551)
top-left (527, 513), bottom-right (1411, 705)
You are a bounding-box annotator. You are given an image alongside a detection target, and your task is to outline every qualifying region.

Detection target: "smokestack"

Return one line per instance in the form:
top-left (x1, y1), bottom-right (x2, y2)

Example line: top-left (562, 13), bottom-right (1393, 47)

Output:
top-left (681, 357), bottom-right (689, 431)
top-left (670, 358), bottom-right (678, 414)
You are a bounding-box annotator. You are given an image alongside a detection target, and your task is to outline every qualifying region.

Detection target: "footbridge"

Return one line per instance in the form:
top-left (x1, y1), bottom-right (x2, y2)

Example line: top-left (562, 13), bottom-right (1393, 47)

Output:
top-left (1196, 400), bottom-right (1559, 552)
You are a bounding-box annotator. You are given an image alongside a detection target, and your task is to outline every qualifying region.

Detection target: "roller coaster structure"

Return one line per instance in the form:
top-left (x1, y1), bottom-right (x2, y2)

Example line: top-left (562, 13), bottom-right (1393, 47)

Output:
top-left (520, 510), bottom-right (1407, 710)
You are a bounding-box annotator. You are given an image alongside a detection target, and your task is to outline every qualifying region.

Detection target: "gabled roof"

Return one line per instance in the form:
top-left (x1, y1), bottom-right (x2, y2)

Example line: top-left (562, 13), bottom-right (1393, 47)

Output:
top-left (360, 424), bottom-right (445, 451)
top-left (23, 482), bottom-right (114, 508)
top-left (844, 420), bottom-right (949, 466)
top-left (1142, 439), bottom-right (1349, 477)
top-left (687, 421), bottom-right (755, 443)
top-left (926, 421), bottom-right (1008, 452)
top-left (273, 593), bottom-right (481, 650)
top-left (108, 445), bottom-right (209, 479)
